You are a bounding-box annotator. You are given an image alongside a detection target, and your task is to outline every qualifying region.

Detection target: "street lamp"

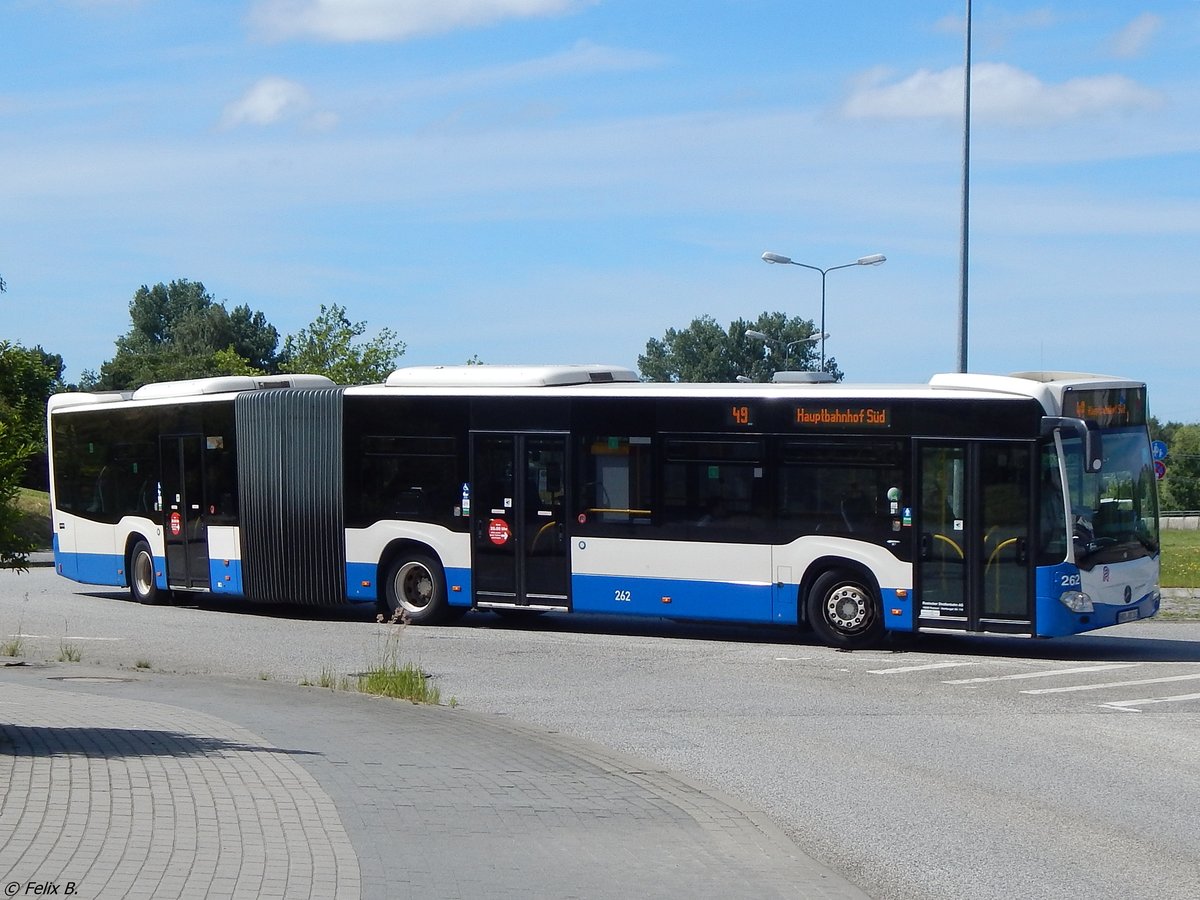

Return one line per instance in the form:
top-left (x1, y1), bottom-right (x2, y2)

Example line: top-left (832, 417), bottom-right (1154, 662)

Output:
top-left (745, 329), bottom-right (828, 373)
top-left (760, 251), bottom-right (886, 368)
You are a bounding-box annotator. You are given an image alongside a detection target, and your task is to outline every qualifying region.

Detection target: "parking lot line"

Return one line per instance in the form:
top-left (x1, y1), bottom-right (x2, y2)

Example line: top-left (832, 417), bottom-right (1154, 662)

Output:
top-left (1099, 692), bottom-right (1200, 712)
top-left (944, 664), bottom-right (1137, 685)
top-left (1022, 672), bottom-right (1200, 695)
top-left (868, 662), bottom-right (977, 675)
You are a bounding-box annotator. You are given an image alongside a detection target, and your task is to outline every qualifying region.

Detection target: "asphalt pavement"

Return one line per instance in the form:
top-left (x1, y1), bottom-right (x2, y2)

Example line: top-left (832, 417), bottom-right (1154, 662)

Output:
top-left (1, 656), bottom-right (868, 900)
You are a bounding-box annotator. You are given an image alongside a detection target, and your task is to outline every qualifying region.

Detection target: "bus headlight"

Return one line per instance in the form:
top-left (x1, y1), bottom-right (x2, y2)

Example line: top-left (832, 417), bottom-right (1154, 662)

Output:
top-left (1059, 591), bottom-right (1094, 613)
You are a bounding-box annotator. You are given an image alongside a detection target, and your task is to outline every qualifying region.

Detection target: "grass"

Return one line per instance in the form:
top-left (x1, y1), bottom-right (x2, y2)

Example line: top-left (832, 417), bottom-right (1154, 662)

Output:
top-left (2, 636), bottom-right (24, 657)
top-left (358, 659), bottom-right (441, 704)
top-left (58, 642), bottom-right (82, 663)
top-left (1161, 529), bottom-right (1200, 589)
top-left (14, 488), bottom-right (52, 550)
top-left (356, 611), bottom-right (442, 704)
top-left (297, 611), bottom-right (444, 703)
top-left (317, 665), bottom-right (352, 692)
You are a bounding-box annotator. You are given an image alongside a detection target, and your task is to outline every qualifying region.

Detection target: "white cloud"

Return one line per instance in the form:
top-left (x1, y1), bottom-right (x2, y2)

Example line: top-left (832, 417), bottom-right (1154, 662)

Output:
top-left (842, 62), bottom-right (1162, 126)
top-left (220, 77), bottom-right (327, 129)
top-left (250, 0), bottom-right (592, 43)
top-left (1111, 12), bottom-right (1162, 59)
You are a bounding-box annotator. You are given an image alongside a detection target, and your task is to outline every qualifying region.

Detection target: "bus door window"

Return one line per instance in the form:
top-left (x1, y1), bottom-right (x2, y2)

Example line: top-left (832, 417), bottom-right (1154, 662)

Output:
top-left (918, 446), bottom-right (967, 617)
top-left (979, 445), bottom-right (1032, 618)
top-left (525, 441), bottom-right (565, 558)
top-left (471, 434), bottom-right (570, 605)
top-left (161, 434), bottom-right (210, 590)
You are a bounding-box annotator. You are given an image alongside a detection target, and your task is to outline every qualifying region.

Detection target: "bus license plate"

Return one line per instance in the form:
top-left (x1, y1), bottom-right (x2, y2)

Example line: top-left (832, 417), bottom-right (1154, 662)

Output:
top-left (1118, 609), bottom-right (1139, 624)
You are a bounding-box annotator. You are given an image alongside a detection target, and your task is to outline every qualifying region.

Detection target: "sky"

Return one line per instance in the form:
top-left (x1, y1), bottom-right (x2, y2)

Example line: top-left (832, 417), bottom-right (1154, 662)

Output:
top-left (2, 1), bottom-right (1198, 421)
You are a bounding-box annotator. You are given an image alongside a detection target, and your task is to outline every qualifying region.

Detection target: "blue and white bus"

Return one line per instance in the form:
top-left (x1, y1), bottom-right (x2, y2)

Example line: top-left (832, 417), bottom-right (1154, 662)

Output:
top-left (46, 365), bottom-right (1160, 648)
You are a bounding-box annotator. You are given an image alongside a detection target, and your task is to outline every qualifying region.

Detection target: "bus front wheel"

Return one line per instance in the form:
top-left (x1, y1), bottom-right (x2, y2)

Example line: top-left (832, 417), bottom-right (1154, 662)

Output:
top-left (130, 541), bottom-right (165, 605)
top-left (382, 553), bottom-right (448, 625)
top-left (807, 570), bottom-right (885, 650)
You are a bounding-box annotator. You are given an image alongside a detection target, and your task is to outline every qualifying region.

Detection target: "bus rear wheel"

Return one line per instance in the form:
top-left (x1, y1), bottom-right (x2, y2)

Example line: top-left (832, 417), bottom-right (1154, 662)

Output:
top-left (807, 570), bottom-right (885, 650)
top-left (130, 540), bottom-right (165, 605)
top-left (382, 553), bottom-right (448, 625)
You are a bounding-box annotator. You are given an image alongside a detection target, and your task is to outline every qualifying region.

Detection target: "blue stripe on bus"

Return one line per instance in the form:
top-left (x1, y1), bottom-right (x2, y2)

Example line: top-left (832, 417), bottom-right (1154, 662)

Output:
top-left (571, 573), bottom-right (775, 623)
top-left (573, 574), bottom-right (913, 632)
top-left (53, 549), bottom-right (129, 588)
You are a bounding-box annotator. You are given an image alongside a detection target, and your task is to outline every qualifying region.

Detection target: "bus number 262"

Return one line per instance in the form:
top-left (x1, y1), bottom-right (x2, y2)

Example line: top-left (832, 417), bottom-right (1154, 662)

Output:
top-left (614, 590), bottom-right (632, 602)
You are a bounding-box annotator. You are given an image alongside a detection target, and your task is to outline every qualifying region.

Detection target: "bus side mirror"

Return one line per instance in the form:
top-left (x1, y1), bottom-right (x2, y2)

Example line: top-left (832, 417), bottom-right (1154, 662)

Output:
top-left (1041, 416), bottom-right (1103, 472)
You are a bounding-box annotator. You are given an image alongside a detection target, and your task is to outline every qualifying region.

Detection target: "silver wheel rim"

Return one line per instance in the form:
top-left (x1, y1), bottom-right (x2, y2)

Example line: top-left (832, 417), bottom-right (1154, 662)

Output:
top-left (134, 551), bottom-right (154, 598)
top-left (394, 562), bottom-right (434, 614)
top-left (824, 584), bottom-right (873, 634)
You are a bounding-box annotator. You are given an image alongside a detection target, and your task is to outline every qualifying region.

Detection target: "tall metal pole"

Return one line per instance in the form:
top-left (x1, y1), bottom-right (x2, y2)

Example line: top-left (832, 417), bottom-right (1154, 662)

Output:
top-left (957, 0), bottom-right (972, 373)
top-left (819, 271), bottom-right (828, 369)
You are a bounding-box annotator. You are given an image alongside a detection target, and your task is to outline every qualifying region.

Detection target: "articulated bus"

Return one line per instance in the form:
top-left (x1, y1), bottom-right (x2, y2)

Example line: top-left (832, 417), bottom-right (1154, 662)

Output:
top-left (46, 365), bottom-right (1160, 649)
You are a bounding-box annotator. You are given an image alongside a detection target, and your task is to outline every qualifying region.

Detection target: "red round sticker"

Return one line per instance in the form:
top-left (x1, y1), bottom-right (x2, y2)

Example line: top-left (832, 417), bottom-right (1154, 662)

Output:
top-left (488, 518), bottom-right (510, 546)
top-left (169, 511), bottom-right (182, 536)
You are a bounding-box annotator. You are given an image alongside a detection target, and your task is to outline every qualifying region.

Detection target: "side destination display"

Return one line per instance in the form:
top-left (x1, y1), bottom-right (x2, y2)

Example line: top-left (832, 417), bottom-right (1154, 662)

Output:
top-left (793, 405), bottom-right (891, 429)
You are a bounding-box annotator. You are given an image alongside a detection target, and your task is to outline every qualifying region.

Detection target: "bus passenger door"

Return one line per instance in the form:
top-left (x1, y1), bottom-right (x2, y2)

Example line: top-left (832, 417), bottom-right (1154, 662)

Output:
top-left (160, 435), bottom-right (211, 591)
top-left (471, 433), bottom-right (570, 610)
top-left (916, 442), bottom-right (1034, 632)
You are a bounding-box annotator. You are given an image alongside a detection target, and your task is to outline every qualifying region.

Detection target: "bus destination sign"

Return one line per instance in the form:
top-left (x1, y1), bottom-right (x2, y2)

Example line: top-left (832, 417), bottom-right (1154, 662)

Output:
top-left (1064, 387), bottom-right (1146, 428)
top-left (793, 405), bottom-right (891, 429)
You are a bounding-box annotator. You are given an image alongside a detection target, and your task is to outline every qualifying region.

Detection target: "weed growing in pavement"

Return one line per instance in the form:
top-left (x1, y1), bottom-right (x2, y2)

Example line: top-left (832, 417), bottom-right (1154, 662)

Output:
top-left (135, 658), bottom-right (151, 669)
top-left (58, 642), bottom-right (82, 662)
top-left (4, 610), bottom-right (28, 658)
top-left (317, 665), bottom-right (352, 692)
top-left (357, 609), bottom-right (441, 704)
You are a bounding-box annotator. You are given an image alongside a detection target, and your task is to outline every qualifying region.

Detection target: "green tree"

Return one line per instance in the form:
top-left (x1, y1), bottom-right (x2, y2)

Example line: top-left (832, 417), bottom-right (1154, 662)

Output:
top-left (0, 342), bottom-right (64, 446)
top-left (279, 303), bottom-right (405, 385)
top-left (96, 280), bottom-right (279, 389)
top-left (0, 341), bottom-right (65, 491)
top-left (1159, 425), bottom-right (1200, 511)
top-left (638, 312), bottom-right (841, 383)
top-left (0, 420), bottom-right (36, 569)
top-left (0, 341), bottom-right (62, 567)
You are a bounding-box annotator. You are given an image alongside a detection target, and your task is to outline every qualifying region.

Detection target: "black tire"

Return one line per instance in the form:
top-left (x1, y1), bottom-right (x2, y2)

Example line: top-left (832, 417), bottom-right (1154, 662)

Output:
top-left (382, 553), bottom-right (449, 625)
top-left (806, 569), bottom-right (886, 650)
top-left (129, 540), bottom-right (165, 605)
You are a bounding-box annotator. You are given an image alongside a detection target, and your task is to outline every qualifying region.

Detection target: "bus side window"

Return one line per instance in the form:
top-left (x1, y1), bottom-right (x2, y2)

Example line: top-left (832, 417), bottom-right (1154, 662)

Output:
top-left (778, 439), bottom-right (907, 547)
top-left (577, 436), bottom-right (653, 526)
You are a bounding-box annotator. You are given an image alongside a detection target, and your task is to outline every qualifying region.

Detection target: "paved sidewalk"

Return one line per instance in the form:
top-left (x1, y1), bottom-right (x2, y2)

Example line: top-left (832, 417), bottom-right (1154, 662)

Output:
top-left (1, 663), bottom-right (868, 900)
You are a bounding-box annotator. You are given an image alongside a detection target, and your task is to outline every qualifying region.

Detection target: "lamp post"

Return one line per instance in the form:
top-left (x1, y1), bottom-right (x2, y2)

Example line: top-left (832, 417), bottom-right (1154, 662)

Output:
top-left (745, 329), bottom-right (826, 373)
top-left (760, 251), bottom-right (886, 368)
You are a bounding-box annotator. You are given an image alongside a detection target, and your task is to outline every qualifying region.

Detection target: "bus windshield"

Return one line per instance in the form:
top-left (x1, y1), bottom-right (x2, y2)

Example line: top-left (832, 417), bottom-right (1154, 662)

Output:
top-left (1062, 428), bottom-right (1159, 568)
